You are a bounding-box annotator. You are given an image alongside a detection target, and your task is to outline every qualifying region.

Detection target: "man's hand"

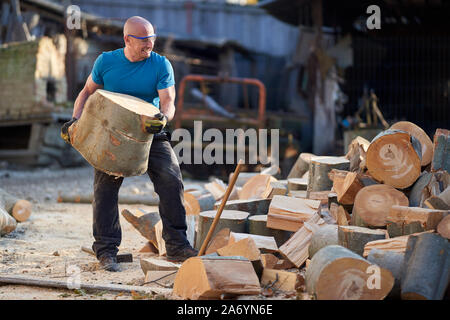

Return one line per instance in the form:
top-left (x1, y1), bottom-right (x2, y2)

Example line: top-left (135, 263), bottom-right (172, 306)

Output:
top-left (60, 117), bottom-right (78, 144)
top-left (144, 112), bottom-right (168, 134)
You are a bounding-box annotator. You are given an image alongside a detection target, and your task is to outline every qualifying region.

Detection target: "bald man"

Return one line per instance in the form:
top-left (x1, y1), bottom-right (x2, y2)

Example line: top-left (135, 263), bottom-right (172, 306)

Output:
top-left (61, 16), bottom-right (197, 272)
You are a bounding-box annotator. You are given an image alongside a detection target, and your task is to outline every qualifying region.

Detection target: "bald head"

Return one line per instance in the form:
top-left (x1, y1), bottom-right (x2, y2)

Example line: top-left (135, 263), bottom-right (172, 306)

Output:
top-left (123, 16), bottom-right (154, 37)
top-left (123, 16), bottom-right (156, 62)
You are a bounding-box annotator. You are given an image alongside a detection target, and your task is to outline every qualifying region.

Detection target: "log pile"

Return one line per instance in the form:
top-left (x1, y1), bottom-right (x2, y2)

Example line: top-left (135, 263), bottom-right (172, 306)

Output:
top-left (119, 121), bottom-right (449, 300)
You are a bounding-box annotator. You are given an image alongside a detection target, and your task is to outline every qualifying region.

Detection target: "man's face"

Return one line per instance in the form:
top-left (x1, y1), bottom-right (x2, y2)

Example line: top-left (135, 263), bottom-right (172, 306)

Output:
top-left (125, 27), bottom-right (156, 60)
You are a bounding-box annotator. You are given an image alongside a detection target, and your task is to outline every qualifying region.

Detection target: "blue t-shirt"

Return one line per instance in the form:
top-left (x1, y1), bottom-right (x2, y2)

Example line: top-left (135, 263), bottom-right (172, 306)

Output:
top-left (91, 48), bottom-right (175, 108)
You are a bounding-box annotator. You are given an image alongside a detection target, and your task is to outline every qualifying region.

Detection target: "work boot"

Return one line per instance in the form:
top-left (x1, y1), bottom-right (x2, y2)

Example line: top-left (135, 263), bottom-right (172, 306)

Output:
top-left (99, 255), bottom-right (121, 272)
top-left (166, 246), bottom-right (198, 263)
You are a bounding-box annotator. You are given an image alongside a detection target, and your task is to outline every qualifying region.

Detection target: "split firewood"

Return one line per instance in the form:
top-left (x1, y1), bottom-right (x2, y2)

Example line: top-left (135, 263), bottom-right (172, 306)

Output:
top-left (390, 121), bottom-right (433, 167)
top-left (205, 228), bottom-right (230, 255)
top-left (430, 128), bottom-right (449, 172)
top-left (139, 242), bottom-right (159, 254)
top-left (59, 193), bottom-right (159, 205)
top-left (230, 172), bottom-right (260, 188)
top-left (332, 171), bottom-right (364, 205)
top-left (401, 233), bottom-right (450, 300)
top-left (195, 210), bottom-right (249, 250)
top-left (409, 171), bottom-right (448, 207)
top-left (287, 152), bottom-right (315, 179)
top-left (386, 205), bottom-right (448, 237)
top-left (345, 136), bottom-right (370, 172)
top-left (248, 215), bottom-right (291, 247)
top-left (239, 174), bottom-right (277, 200)
top-left (267, 195), bottom-right (321, 232)
top-left (260, 164), bottom-right (280, 176)
top-left (140, 257), bottom-right (180, 275)
top-left (279, 213), bottom-right (325, 267)
top-left (260, 269), bottom-right (302, 292)
top-left (362, 230), bottom-right (434, 258)
top-left (351, 184), bottom-right (409, 228)
top-left (0, 206), bottom-right (17, 236)
top-left (308, 224), bottom-right (339, 259)
top-left (154, 220), bottom-right (166, 256)
top-left (204, 179), bottom-right (227, 201)
top-left (338, 226), bottom-right (387, 256)
top-left (183, 192), bottom-right (201, 215)
top-left (437, 215), bottom-right (450, 239)
top-left (0, 189), bottom-right (32, 222)
top-left (261, 253), bottom-right (279, 269)
top-left (287, 178), bottom-right (308, 192)
top-left (69, 89), bottom-right (160, 177)
top-left (307, 156), bottom-right (350, 193)
top-left (367, 249), bottom-right (405, 298)
top-left (287, 190), bottom-right (307, 198)
top-left (366, 129), bottom-right (422, 189)
top-left (217, 237), bottom-right (261, 261)
top-left (305, 245), bottom-right (394, 300)
top-left (424, 186), bottom-right (450, 210)
top-left (268, 181), bottom-right (288, 198)
top-left (215, 198), bottom-right (271, 216)
top-left (121, 209), bottom-right (160, 246)
top-left (173, 256), bottom-right (261, 300)
top-left (228, 232), bottom-right (278, 253)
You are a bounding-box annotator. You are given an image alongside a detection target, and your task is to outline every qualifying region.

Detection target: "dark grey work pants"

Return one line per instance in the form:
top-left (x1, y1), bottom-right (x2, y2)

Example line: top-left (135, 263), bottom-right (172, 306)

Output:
top-left (91, 132), bottom-right (190, 259)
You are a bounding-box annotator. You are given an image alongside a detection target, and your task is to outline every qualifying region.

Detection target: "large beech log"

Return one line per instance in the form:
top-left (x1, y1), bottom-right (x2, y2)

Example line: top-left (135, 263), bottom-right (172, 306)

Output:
top-left (0, 207), bottom-right (17, 236)
top-left (431, 129), bottom-right (449, 172)
top-left (366, 129), bottom-right (422, 189)
top-left (215, 198), bottom-right (271, 216)
top-left (437, 215), bottom-right (450, 239)
top-left (305, 245), bottom-right (394, 300)
top-left (267, 195), bottom-right (321, 232)
top-left (362, 230), bottom-right (434, 258)
top-left (0, 189), bottom-right (32, 222)
top-left (58, 192), bottom-right (159, 205)
top-left (401, 233), bottom-right (450, 300)
top-left (338, 226), bottom-right (386, 256)
top-left (345, 136), bottom-right (370, 172)
top-left (308, 224), bottom-right (339, 259)
top-left (386, 205), bottom-right (448, 237)
top-left (351, 184), bottom-right (409, 227)
top-left (229, 232), bottom-right (278, 253)
top-left (69, 89), bottom-right (160, 177)
top-left (307, 156), bottom-right (350, 193)
top-left (239, 174), bottom-right (277, 200)
top-left (195, 210), bottom-right (249, 250)
top-left (332, 171), bottom-right (364, 205)
top-left (173, 256), bottom-right (261, 300)
top-left (287, 152), bottom-right (315, 179)
top-left (367, 249), bottom-right (405, 298)
top-left (390, 121), bottom-right (433, 166)
top-left (248, 215), bottom-right (291, 247)
top-left (279, 213), bottom-right (324, 267)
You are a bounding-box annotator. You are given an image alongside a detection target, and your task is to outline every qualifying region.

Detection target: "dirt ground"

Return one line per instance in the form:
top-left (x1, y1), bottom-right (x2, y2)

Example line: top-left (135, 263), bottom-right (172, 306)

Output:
top-left (0, 165), bottom-right (304, 300)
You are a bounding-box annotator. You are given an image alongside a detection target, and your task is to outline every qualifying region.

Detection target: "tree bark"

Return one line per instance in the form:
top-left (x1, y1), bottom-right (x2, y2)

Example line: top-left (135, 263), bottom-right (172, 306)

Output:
top-left (0, 189), bottom-right (32, 222)
top-left (307, 156), bottom-right (350, 193)
top-left (248, 215), bottom-right (291, 247)
top-left (431, 128), bottom-right (449, 172)
top-left (338, 226), bottom-right (387, 256)
top-left (308, 224), bottom-right (339, 259)
top-left (287, 152), bottom-right (315, 179)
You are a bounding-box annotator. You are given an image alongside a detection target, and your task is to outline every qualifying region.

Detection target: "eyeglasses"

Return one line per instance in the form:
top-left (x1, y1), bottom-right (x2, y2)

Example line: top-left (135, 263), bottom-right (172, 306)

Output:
top-left (127, 34), bottom-right (157, 43)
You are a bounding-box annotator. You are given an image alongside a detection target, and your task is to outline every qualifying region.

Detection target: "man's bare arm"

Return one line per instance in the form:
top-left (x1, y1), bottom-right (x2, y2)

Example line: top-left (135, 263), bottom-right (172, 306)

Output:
top-left (157, 85), bottom-right (176, 121)
top-left (72, 74), bottom-right (103, 119)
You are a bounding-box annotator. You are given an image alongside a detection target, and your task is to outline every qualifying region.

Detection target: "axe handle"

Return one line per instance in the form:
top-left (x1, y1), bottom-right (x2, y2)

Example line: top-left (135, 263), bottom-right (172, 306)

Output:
top-left (198, 159), bottom-right (244, 256)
